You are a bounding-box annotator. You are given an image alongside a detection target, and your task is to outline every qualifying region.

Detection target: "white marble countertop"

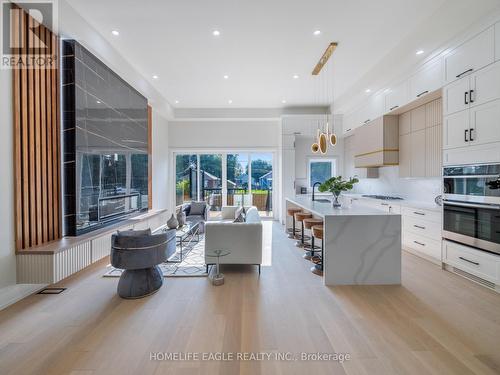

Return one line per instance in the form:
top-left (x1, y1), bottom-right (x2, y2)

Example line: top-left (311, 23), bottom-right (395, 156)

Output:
top-left (343, 194), bottom-right (442, 213)
top-left (287, 196), bottom-right (398, 218)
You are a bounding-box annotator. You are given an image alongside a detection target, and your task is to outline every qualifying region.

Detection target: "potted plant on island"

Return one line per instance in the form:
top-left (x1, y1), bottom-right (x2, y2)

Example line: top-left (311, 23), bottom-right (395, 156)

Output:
top-left (318, 176), bottom-right (359, 208)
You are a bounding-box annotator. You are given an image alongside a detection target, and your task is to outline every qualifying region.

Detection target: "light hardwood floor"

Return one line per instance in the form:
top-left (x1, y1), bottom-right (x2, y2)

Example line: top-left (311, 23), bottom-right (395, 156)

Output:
top-left (1, 221), bottom-right (499, 375)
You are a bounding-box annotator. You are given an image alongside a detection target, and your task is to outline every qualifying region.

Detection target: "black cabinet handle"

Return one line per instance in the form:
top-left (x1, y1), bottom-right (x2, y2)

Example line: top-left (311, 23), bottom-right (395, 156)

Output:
top-left (469, 89), bottom-right (474, 103)
top-left (465, 129), bottom-right (469, 142)
top-left (413, 225), bottom-right (426, 229)
top-left (389, 105), bottom-right (399, 111)
top-left (413, 211), bottom-right (425, 216)
top-left (459, 256), bottom-right (479, 266)
top-left (464, 91), bottom-right (468, 105)
top-left (345, 128), bottom-right (352, 132)
top-left (416, 90), bottom-right (429, 98)
top-left (364, 119), bottom-right (370, 124)
top-left (413, 241), bottom-right (425, 246)
top-left (456, 68), bottom-right (473, 78)
top-left (381, 203), bottom-right (389, 206)
top-left (469, 128), bottom-right (474, 141)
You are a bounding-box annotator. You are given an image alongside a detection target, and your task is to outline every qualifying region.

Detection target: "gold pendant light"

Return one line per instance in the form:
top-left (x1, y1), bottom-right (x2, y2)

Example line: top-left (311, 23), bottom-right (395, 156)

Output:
top-left (311, 42), bottom-right (338, 154)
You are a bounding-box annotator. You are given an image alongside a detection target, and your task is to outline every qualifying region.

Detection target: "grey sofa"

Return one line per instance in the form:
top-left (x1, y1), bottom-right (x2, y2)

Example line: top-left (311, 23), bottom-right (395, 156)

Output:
top-left (182, 201), bottom-right (209, 233)
top-left (111, 228), bottom-right (176, 299)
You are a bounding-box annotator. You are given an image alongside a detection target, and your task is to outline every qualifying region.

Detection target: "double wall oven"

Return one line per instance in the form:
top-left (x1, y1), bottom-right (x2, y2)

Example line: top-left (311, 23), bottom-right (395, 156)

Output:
top-left (443, 164), bottom-right (500, 255)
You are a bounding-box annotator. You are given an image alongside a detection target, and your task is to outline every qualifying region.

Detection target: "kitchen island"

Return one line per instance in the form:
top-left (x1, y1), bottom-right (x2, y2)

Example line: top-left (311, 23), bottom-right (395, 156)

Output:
top-left (286, 196), bottom-right (401, 286)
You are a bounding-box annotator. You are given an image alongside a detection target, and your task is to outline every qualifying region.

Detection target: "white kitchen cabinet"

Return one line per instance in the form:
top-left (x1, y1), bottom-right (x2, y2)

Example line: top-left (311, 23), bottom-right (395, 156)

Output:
top-left (364, 93), bottom-right (384, 124)
top-left (410, 129), bottom-right (426, 177)
top-left (443, 76), bottom-right (470, 115)
top-left (470, 99), bottom-right (500, 146)
top-left (443, 110), bottom-right (469, 149)
top-left (282, 134), bottom-right (295, 150)
top-left (342, 111), bottom-right (356, 135)
top-left (399, 133), bottom-right (411, 177)
top-left (443, 240), bottom-right (500, 286)
top-left (384, 80), bottom-right (409, 113)
top-left (444, 60), bottom-right (500, 115)
top-left (470, 61), bottom-right (500, 107)
top-left (409, 57), bottom-right (443, 100)
top-left (444, 26), bottom-right (495, 84)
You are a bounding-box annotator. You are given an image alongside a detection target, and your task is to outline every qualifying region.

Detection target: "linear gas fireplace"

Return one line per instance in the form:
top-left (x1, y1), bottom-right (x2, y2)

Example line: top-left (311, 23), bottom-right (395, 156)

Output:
top-left (61, 40), bottom-right (149, 236)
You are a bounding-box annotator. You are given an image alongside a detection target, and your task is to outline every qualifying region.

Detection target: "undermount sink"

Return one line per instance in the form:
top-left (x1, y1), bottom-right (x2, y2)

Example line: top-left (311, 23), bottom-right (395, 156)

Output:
top-left (313, 198), bottom-right (331, 203)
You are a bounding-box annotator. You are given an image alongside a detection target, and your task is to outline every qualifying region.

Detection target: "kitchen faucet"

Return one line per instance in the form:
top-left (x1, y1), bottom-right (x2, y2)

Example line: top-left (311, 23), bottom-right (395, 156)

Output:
top-left (312, 181), bottom-right (322, 201)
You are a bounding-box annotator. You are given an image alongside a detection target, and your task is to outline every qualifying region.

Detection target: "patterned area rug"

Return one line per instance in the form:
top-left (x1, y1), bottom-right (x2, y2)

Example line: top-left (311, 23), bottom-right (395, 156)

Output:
top-left (103, 236), bottom-right (208, 278)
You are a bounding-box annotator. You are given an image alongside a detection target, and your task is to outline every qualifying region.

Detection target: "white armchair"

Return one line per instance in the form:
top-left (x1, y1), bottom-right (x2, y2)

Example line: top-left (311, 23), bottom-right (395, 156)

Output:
top-left (204, 206), bottom-right (263, 273)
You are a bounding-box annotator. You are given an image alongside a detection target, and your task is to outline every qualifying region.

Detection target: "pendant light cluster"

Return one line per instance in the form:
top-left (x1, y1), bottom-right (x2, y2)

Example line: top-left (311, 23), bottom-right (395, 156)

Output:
top-left (311, 42), bottom-right (338, 154)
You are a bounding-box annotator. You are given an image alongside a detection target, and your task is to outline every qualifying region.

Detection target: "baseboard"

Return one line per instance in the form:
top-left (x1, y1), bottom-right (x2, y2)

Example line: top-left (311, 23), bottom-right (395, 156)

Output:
top-left (0, 283), bottom-right (48, 311)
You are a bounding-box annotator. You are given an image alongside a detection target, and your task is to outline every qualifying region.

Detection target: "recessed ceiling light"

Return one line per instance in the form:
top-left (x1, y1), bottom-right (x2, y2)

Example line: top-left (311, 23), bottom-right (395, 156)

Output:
top-left (416, 50), bottom-right (424, 55)
top-left (365, 88), bottom-right (371, 93)
top-left (212, 30), bottom-right (220, 36)
top-left (175, 100), bottom-right (179, 104)
top-left (293, 74), bottom-right (299, 79)
top-left (282, 99), bottom-right (287, 104)
top-left (96, 100), bottom-right (101, 104)
top-left (152, 75), bottom-right (159, 79)
top-left (313, 30), bottom-right (321, 36)
top-left (111, 30), bottom-right (119, 36)
top-left (228, 99), bottom-right (233, 104)
top-left (223, 75), bottom-right (229, 80)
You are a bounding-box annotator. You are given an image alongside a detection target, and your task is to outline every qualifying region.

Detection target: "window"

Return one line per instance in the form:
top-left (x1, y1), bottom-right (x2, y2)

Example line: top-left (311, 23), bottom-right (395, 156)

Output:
top-left (308, 158), bottom-right (336, 187)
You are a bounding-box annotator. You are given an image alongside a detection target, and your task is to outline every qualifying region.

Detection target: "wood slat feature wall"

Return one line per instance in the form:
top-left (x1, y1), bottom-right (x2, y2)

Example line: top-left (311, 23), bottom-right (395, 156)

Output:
top-left (12, 5), bottom-right (61, 250)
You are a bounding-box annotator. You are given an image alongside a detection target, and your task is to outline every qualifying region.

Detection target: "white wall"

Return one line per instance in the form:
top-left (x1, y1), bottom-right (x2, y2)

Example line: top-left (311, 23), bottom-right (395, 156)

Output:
top-left (168, 120), bottom-right (280, 150)
top-left (294, 136), bottom-right (344, 191)
top-left (152, 110), bottom-right (169, 210)
top-left (352, 166), bottom-right (441, 203)
top-left (0, 69), bottom-right (16, 289)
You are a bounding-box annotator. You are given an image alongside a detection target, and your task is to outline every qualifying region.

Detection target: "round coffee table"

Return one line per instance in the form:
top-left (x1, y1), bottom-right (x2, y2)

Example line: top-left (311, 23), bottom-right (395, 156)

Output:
top-left (206, 249), bottom-right (231, 286)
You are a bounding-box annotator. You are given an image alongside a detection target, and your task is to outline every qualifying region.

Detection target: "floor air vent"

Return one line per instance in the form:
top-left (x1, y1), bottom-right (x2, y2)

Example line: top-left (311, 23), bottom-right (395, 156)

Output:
top-left (452, 267), bottom-right (495, 289)
top-left (37, 287), bottom-right (66, 295)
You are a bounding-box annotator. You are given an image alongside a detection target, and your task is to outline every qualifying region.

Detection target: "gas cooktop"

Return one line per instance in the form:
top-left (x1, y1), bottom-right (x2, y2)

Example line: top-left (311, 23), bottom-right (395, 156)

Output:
top-left (362, 194), bottom-right (404, 201)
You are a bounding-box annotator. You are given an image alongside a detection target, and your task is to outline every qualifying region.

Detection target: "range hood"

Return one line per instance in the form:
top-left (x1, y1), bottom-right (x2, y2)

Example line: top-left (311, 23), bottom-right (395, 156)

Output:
top-left (353, 115), bottom-right (399, 168)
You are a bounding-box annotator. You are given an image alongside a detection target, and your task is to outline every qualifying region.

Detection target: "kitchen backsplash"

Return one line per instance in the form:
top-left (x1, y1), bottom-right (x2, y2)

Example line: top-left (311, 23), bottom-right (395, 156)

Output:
top-left (351, 166), bottom-right (441, 202)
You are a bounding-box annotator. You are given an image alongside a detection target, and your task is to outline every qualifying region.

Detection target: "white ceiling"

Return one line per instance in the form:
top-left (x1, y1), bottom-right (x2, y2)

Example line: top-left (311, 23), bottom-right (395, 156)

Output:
top-left (67, 0), bottom-right (500, 110)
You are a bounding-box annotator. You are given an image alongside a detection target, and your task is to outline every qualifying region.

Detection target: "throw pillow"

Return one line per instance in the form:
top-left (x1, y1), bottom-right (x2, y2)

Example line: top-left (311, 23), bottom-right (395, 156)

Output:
top-left (117, 228), bottom-right (151, 237)
top-left (189, 201), bottom-right (206, 216)
top-left (233, 211), bottom-right (246, 223)
top-left (234, 206), bottom-right (243, 220)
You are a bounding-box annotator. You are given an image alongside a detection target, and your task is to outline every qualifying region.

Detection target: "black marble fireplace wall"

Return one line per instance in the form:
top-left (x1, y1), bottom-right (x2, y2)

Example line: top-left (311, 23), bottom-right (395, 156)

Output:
top-left (62, 40), bottom-right (149, 236)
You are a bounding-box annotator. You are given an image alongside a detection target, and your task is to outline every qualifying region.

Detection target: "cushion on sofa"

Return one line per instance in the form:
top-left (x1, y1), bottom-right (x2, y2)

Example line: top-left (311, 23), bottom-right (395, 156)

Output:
top-left (189, 201), bottom-right (206, 216)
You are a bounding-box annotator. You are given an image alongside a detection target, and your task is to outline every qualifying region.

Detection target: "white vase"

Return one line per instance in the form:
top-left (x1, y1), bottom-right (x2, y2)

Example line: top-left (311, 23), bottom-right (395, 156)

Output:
top-left (167, 214), bottom-right (178, 229)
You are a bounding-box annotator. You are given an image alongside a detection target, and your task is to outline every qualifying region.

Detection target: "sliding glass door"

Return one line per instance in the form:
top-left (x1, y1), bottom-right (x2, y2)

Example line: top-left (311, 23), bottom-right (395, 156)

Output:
top-left (200, 154), bottom-right (222, 213)
top-left (174, 151), bottom-right (274, 217)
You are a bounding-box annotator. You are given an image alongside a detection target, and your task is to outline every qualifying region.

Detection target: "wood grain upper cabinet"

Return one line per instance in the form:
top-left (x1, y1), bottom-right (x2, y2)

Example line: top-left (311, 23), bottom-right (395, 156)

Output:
top-left (385, 80), bottom-right (408, 113)
top-left (410, 129), bottom-right (426, 177)
top-left (353, 115), bottom-right (399, 168)
top-left (344, 135), bottom-right (379, 179)
top-left (444, 26), bottom-right (495, 84)
top-left (399, 133), bottom-right (411, 177)
top-left (409, 57), bottom-right (443, 100)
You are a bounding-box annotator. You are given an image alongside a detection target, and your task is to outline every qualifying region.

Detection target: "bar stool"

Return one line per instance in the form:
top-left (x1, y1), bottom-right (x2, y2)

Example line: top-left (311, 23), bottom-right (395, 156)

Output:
top-left (294, 212), bottom-right (312, 247)
top-left (302, 218), bottom-right (323, 260)
top-left (286, 208), bottom-right (303, 239)
top-left (311, 225), bottom-right (323, 276)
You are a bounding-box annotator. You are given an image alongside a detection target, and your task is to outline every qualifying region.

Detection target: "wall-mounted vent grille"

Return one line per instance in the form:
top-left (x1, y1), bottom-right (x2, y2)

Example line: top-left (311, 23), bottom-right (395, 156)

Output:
top-left (452, 267), bottom-right (495, 289)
